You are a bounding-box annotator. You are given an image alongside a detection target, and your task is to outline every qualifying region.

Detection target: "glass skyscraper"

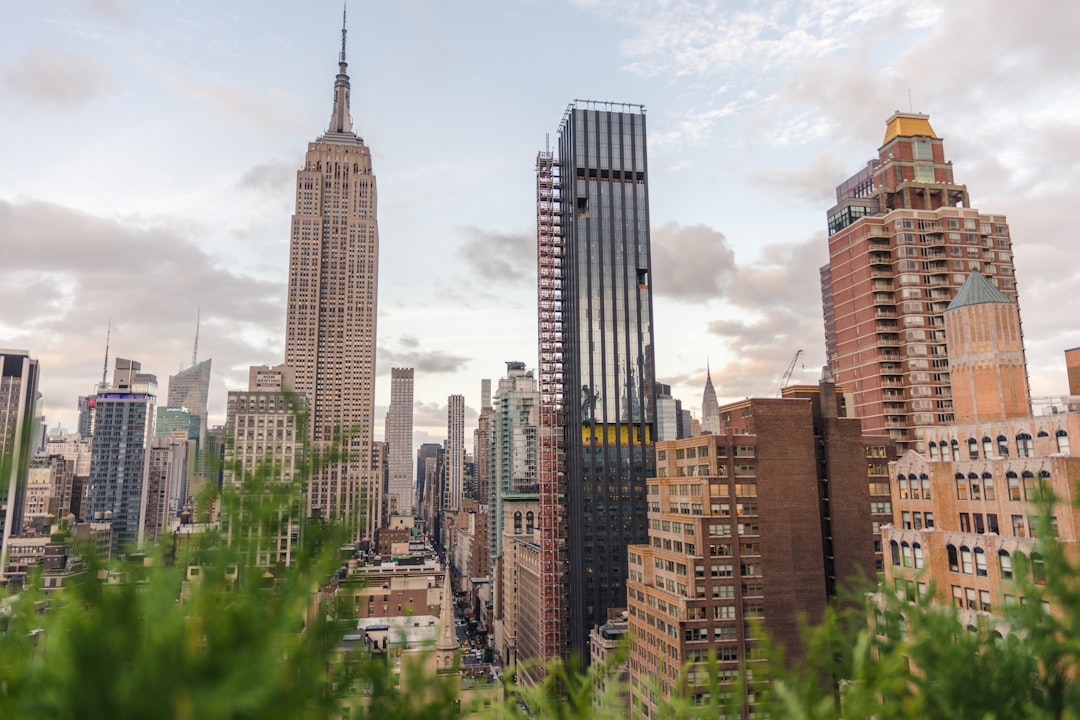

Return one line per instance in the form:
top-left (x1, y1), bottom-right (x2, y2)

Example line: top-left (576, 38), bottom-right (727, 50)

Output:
top-left (558, 102), bottom-right (657, 657)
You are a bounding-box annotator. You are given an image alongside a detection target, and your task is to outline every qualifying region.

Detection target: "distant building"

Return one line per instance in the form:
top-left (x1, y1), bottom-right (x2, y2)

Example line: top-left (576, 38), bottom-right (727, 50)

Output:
top-left (446, 395), bottom-right (465, 511)
top-left (86, 358), bottom-right (157, 554)
top-left (489, 362), bottom-right (538, 570)
top-left (385, 368), bottom-right (415, 515)
top-left (700, 364), bottom-right (720, 435)
top-left (0, 350), bottom-right (39, 577)
top-left (821, 112), bottom-right (1024, 454)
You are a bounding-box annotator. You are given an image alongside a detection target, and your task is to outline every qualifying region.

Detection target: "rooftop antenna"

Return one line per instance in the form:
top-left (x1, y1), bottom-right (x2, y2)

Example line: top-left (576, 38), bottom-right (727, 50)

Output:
top-left (100, 319), bottom-right (112, 391)
top-left (192, 308), bottom-right (200, 367)
top-left (340, 2), bottom-right (347, 65)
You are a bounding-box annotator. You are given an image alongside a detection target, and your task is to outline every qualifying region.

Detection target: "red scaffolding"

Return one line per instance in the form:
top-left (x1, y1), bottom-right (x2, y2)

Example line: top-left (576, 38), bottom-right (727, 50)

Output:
top-left (536, 149), bottom-right (567, 666)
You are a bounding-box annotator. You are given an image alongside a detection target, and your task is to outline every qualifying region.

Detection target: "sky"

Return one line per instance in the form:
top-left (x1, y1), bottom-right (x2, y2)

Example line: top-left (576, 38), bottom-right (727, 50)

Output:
top-left (3, 0), bottom-right (1079, 450)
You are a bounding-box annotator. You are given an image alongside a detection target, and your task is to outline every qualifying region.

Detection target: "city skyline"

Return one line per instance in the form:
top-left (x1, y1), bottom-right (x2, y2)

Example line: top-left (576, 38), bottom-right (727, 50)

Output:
top-left (3, 1), bottom-right (1078, 453)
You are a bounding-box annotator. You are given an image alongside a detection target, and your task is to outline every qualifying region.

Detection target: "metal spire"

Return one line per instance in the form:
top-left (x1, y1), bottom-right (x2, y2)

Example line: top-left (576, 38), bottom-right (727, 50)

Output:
top-left (327, 1), bottom-right (353, 135)
top-left (100, 319), bottom-right (111, 391)
top-left (340, 2), bottom-right (347, 65)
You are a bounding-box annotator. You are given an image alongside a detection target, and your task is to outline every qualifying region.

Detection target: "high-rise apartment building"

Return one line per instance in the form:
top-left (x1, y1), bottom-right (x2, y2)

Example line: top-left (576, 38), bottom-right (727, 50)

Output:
top-left (628, 384), bottom-right (894, 718)
top-left (284, 17), bottom-right (380, 535)
top-left (385, 368), bottom-right (415, 515)
top-left (223, 364), bottom-right (308, 567)
top-left (0, 350), bottom-right (40, 579)
top-left (475, 378), bottom-right (493, 506)
top-left (87, 358), bottom-right (157, 553)
top-left (537, 102), bottom-right (657, 661)
top-left (489, 362), bottom-right (539, 572)
top-left (821, 112), bottom-right (1023, 454)
top-left (446, 395), bottom-right (465, 512)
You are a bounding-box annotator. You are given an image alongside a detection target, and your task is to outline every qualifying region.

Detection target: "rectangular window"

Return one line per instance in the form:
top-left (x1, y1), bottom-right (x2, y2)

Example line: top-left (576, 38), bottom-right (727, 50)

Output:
top-left (959, 513), bottom-right (971, 533)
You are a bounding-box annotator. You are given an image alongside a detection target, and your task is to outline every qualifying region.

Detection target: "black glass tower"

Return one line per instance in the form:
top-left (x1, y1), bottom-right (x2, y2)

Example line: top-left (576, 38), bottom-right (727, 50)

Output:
top-left (558, 101), bottom-right (656, 657)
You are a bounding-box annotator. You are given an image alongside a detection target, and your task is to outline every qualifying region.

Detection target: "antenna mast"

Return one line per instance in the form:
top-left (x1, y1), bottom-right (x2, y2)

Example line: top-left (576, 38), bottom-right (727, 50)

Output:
top-left (192, 309), bottom-right (200, 366)
top-left (340, 2), bottom-right (347, 64)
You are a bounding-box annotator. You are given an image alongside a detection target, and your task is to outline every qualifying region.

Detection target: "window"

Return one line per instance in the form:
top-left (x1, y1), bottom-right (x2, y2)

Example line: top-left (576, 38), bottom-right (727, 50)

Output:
top-left (987, 513), bottom-right (999, 534)
top-left (959, 513), bottom-right (971, 533)
top-left (922, 475), bottom-right (932, 500)
top-left (951, 586), bottom-right (963, 608)
top-left (1022, 471), bottom-right (1038, 500)
top-left (1012, 515), bottom-right (1026, 537)
top-left (1032, 552), bottom-right (1046, 585)
top-left (1057, 429), bottom-right (1070, 454)
top-left (980, 590), bottom-right (992, 613)
top-left (999, 550), bottom-right (1012, 579)
top-left (526, 511), bottom-right (534, 534)
top-left (974, 548), bottom-right (987, 577)
top-left (902, 511), bottom-right (912, 530)
top-left (513, 512), bottom-right (522, 534)
top-left (901, 542), bottom-right (912, 568)
top-left (1007, 472), bottom-right (1021, 501)
top-left (983, 436), bottom-right (993, 458)
top-left (947, 544), bottom-right (959, 572)
top-left (898, 475), bottom-right (909, 499)
top-left (983, 473), bottom-right (995, 500)
top-left (960, 546), bottom-right (973, 574)
top-left (955, 474), bottom-right (968, 500)
top-left (969, 473), bottom-right (982, 500)
top-left (913, 543), bottom-right (924, 569)
top-left (997, 435), bottom-right (1010, 457)
top-left (974, 513), bottom-right (985, 534)
top-left (924, 512), bottom-right (935, 529)
top-left (1017, 433), bottom-right (1033, 458)
top-left (929, 442), bottom-right (939, 460)
top-left (968, 438), bottom-right (979, 460)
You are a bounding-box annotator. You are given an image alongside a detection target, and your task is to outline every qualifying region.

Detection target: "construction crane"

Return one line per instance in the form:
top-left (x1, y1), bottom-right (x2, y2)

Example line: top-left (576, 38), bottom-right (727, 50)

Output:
top-left (777, 349), bottom-right (804, 396)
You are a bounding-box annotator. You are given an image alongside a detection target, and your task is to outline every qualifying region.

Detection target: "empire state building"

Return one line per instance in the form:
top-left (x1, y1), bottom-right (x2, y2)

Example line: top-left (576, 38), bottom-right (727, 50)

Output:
top-left (285, 14), bottom-right (380, 535)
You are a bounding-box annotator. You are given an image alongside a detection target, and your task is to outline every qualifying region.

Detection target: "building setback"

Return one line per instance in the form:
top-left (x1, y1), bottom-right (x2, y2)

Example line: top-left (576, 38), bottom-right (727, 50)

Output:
top-left (821, 112), bottom-right (1024, 454)
top-left (627, 382), bottom-right (894, 718)
top-left (284, 15), bottom-right (380, 536)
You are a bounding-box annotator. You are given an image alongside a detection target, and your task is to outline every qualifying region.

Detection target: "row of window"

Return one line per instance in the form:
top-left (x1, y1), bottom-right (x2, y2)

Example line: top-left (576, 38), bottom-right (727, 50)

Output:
top-left (929, 430), bottom-right (1069, 461)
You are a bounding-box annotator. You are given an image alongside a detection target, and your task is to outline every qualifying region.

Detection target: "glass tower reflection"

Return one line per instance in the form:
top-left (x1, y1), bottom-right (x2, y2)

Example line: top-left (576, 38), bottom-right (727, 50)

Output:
top-left (558, 102), bottom-right (656, 657)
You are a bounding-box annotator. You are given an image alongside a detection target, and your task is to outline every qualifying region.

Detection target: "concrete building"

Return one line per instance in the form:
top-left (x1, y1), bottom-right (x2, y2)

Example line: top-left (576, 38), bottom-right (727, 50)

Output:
top-left (86, 359), bottom-right (158, 554)
top-left (627, 383), bottom-right (894, 718)
top-left (883, 272), bottom-right (1079, 625)
top-left (144, 436), bottom-right (192, 542)
top-left (488, 362), bottom-right (538, 570)
top-left (0, 350), bottom-right (39, 578)
top-left (385, 368), bottom-right (415, 515)
top-left (494, 495), bottom-right (542, 681)
top-left (223, 364), bottom-right (308, 567)
top-left (539, 101), bottom-right (658, 661)
top-left (284, 15), bottom-right (380, 537)
top-left (446, 395), bottom-right (465, 512)
top-left (821, 112), bottom-right (1023, 454)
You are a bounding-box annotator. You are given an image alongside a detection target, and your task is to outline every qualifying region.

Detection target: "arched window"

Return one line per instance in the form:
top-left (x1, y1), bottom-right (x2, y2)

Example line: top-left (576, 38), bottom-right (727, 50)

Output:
top-left (513, 511), bottom-right (522, 534)
top-left (955, 473), bottom-right (968, 500)
top-left (1057, 429), bottom-right (1070, 454)
top-left (901, 542), bottom-right (913, 568)
top-left (1031, 552), bottom-right (1046, 585)
top-left (1022, 471), bottom-right (1038, 500)
top-left (525, 511), bottom-right (535, 534)
top-left (951, 439), bottom-right (960, 460)
top-left (921, 474), bottom-right (931, 500)
top-left (890, 540), bottom-right (901, 566)
top-left (997, 435), bottom-right (1010, 457)
top-left (960, 546), bottom-right (974, 574)
top-left (983, 436), bottom-right (994, 458)
top-left (968, 437), bottom-right (979, 460)
top-left (998, 549), bottom-right (1012, 579)
top-left (983, 472), bottom-right (995, 501)
top-left (913, 543), bottom-right (924, 569)
top-left (929, 441), bottom-right (939, 460)
top-left (1007, 472), bottom-right (1020, 501)
top-left (898, 474), bottom-right (909, 499)
top-left (941, 441), bottom-right (952, 462)
top-left (947, 544), bottom-right (959, 572)
top-left (974, 547), bottom-right (987, 576)
top-left (1014, 551), bottom-right (1028, 578)
top-left (969, 472), bottom-right (981, 500)
top-left (1017, 433), bottom-right (1033, 458)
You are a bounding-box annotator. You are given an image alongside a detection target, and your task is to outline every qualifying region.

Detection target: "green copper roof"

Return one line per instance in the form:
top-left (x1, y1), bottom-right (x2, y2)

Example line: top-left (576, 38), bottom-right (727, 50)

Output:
top-left (947, 271), bottom-right (1012, 311)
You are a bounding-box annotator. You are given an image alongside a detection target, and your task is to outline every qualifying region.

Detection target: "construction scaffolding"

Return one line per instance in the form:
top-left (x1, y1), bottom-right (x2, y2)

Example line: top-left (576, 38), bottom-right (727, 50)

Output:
top-left (536, 148), bottom-right (567, 666)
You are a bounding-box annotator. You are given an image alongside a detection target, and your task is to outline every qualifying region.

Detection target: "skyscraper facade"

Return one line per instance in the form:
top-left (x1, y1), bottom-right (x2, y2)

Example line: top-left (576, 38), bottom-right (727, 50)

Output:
top-left (0, 350), bottom-right (40, 579)
top-left (87, 358), bottom-right (157, 553)
top-left (821, 112), bottom-right (1023, 454)
top-left (541, 101), bottom-right (658, 659)
top-left (385, 368), bottom-right (415, 515)
top-left (446, 394), bottom-right (465, 512)
top-left (489, 362), bottom-right (538, 572)
top-left (284, 17), bottom-right (380, 535)
top-left (167, 357), bottom-right (211, 471)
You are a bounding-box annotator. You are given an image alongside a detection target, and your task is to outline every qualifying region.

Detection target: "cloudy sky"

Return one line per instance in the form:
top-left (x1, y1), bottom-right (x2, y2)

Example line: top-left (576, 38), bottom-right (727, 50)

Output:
top-left (3, 0), bottom-right (1078, 448)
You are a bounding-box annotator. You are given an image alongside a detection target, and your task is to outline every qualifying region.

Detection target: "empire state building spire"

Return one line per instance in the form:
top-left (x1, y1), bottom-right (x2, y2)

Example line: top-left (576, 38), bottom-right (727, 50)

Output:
top-left (327, 3), bottom-right (353, 136)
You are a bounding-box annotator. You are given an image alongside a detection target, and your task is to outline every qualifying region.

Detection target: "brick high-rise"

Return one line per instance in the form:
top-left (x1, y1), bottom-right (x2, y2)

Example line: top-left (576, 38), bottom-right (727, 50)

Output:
top-left (284, 14), bottom-right (380, 535)
top-left (821, 112), bottom-right (1024, 454)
